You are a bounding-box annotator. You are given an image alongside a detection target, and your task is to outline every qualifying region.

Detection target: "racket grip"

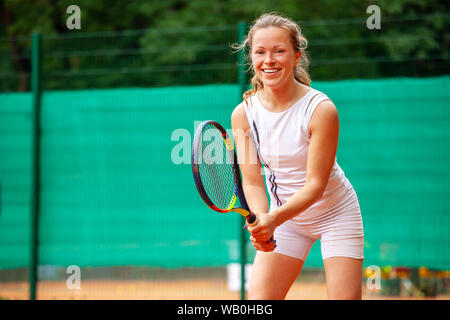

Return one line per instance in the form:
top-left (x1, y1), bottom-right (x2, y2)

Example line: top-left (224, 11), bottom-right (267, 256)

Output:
top-left (246, 213), bottom-right (257, 225)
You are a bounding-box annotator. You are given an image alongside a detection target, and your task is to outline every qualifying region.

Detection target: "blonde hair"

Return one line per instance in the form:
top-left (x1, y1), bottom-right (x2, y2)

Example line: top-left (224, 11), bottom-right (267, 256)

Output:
top-left (232, 13), bottom-right (311, 102)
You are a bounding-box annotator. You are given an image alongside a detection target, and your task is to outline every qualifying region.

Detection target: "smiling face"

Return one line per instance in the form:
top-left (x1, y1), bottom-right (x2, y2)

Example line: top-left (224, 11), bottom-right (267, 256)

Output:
top-left (250, 26), bottom-right (301, 90)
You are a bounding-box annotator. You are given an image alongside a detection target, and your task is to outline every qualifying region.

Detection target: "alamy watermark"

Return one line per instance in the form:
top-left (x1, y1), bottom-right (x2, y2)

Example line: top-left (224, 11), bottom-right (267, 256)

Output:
top-left (366, 5), bottom-right (381, 30)
top-left (66, 265), bottom-right (81, 290)
top-left (170, 121), bottom-right (279, 170)
top-left (66, 5), bottom-right (81, 30)
top-left (63, 6), bottom-right (380, 34)
top-left (365, 265), bottom-right (382, 290)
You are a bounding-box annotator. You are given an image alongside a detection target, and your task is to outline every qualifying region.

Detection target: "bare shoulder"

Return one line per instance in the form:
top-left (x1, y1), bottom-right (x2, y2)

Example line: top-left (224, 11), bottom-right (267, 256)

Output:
top-left (231, 102), bottom-right (250, 130)
top-left (309, 100), bottom-right (339, 132)
top-left (314, 99), bottom-right (338, 117)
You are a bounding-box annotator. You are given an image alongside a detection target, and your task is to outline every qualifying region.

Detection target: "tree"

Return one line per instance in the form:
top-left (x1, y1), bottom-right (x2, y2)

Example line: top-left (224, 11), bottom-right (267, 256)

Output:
top-left (0, 0), bottom-right (448, 91)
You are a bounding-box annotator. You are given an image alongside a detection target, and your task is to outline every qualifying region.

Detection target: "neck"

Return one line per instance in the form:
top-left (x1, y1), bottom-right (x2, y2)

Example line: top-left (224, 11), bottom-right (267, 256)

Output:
top-left (260, 80), bottom-right (304, 112)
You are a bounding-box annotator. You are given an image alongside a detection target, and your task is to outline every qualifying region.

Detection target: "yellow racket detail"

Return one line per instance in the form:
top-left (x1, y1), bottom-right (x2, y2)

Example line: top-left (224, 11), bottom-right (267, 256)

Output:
top-left (226, 194), bottom-right (237, 210)
top-left (225, 194), bottom-right (250, 218)
top-left (224, 137), bottom-right (234, 151)
top-left (231, 207), bottom-right (251, 217)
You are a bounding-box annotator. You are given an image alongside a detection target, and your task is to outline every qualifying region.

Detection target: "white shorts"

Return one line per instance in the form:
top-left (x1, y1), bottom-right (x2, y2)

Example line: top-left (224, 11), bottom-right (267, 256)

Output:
top-left (273, 189), bottom-right (364, 261)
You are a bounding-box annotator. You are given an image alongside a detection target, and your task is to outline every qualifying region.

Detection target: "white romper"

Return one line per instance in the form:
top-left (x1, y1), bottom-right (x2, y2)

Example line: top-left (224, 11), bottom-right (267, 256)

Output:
top-left (244, 89), bottom-right (364, 261)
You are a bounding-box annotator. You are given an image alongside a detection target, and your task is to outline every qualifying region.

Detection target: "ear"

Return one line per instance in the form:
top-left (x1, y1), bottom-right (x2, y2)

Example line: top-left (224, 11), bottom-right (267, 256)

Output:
top-left (296, 51), bottom-right (302, 64)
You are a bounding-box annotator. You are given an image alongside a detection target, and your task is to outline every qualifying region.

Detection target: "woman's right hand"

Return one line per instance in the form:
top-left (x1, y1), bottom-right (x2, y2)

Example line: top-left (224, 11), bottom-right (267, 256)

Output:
top-left (249, 235), bottom-right (277, 252)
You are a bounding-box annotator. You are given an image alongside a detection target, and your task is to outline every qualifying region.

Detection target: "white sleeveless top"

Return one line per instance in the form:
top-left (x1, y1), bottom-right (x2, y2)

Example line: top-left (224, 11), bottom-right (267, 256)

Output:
top-left (244, 88), bottom-right (354, 222)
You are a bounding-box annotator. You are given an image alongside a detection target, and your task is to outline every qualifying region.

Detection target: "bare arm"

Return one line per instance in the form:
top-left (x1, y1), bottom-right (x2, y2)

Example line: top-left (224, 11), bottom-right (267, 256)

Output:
top-left (231, 103), bottom-right (276, 251)
top-left (231, 103), bottom-right (269, 214)
top-left (249, 100), bottom-right (340, 242)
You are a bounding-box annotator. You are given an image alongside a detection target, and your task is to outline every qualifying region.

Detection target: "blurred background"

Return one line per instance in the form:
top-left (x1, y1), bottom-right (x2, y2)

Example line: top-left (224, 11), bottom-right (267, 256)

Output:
top-left (0, 0), bottom-right (449, 300)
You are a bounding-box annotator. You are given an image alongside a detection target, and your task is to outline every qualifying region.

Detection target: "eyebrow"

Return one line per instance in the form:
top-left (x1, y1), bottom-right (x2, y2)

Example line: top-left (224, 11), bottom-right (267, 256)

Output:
top-left (253, 43), bottom-right (288, 49)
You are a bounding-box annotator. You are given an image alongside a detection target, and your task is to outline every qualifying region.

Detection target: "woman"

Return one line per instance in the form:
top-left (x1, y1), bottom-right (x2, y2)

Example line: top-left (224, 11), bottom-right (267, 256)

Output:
top-left (231, 13), bottom-right (364, 300)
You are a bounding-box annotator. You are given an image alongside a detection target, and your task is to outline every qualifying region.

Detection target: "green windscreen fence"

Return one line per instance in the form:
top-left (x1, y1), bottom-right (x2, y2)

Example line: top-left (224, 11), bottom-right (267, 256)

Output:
top-left (0, 93), bottom-right (33, 268)
top-left (0, 77), bottom-right (449, 274)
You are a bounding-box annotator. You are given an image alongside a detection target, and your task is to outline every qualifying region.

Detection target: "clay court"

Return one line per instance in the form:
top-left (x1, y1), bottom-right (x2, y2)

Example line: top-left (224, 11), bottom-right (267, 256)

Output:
top-left (2, 279), bottom-right (449, 300)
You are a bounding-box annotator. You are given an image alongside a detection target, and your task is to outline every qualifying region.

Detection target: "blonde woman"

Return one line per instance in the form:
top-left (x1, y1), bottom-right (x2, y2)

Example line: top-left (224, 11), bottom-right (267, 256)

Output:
top-left (231, 13), bottom-right (364, 300)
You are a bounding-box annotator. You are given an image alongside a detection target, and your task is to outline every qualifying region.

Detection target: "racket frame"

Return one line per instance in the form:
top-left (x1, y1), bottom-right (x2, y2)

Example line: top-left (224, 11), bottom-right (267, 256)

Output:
top-left (192, 120), bottom-right (256, 224)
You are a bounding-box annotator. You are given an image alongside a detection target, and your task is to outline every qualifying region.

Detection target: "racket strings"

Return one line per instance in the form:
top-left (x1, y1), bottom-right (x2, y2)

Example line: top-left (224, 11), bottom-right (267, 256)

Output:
top-left (198, 124), bottom-right (236, 210)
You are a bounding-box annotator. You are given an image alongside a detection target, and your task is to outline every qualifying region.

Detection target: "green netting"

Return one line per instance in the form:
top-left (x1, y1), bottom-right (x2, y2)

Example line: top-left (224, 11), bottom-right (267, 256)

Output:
top-left (0, 77), bottom-right (449, 270)
top-left (38, 85), bottom-right (242, 268)
top-left (311, 76), bottom-right (450, 269)
top-left (0, 93), bottom-right (33, 269)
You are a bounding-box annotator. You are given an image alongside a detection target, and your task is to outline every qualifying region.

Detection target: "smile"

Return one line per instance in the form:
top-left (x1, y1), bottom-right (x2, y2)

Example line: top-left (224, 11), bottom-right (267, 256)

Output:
top-left (262, 68), bottom-right (281, 74)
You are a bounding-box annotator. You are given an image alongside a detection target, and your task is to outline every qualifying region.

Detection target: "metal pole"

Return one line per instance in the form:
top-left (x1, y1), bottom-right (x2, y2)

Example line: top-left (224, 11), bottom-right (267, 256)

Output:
top-left (30, 33), bottom-right (42, 300)
top-left (237, 21), bottom-right (247, 301)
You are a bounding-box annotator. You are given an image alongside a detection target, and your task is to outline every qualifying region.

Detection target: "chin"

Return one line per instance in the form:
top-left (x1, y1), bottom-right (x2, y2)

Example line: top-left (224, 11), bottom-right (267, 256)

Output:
top-left (259, 74), bottom-right (288, 89)
top-left (262, 79), bottom-right (285, 89)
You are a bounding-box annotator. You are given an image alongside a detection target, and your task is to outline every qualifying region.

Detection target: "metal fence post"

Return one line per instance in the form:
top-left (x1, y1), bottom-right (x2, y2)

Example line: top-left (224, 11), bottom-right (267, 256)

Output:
top-left (237, 21), bottom-right (247, 301)
top-left (30, 33), bottom-right (42, 300)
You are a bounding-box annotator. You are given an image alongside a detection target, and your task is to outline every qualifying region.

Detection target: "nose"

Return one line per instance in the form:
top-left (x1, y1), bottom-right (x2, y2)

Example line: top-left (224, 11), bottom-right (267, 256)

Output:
top-left (264, 52), bottom-right (275, 65)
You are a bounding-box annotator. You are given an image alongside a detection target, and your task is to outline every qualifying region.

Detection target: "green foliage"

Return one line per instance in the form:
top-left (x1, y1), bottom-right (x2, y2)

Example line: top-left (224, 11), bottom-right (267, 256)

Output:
top-left (0, 0), bottom-right (448, 91)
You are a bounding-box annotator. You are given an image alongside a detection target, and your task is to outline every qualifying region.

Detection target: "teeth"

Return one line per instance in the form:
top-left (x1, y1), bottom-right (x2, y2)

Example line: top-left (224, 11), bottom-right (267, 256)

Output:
top-left (263, 69), bottom-right (280, 73)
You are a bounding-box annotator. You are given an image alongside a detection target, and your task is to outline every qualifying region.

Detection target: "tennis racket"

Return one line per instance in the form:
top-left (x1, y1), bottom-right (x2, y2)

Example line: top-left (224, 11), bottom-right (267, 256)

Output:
top-left (192, 120), bottom-right (256, 223)
top-left (191, 120), bottom-right (274, 246)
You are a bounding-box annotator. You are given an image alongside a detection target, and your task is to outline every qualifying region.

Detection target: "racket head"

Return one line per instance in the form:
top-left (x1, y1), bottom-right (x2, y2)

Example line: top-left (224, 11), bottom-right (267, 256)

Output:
top-left (192, 120), bottom-right (254, 223)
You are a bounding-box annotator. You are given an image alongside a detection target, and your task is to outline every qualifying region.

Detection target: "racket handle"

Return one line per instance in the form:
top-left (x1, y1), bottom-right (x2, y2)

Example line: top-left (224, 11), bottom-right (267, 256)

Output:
top-left (246, 212), bottom-right (257, 225)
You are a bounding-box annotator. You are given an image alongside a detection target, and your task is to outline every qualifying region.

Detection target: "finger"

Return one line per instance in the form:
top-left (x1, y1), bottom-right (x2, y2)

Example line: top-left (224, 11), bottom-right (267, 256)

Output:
top-left (257, 239), bottom-right (276, 251)
top-left (252, 232), bottom-right (270, 242)
top-left (250, 236), bottom-right (262, 247)
top-left (248, 226), bottom-right (265, 235)
top-left (250, 238), bottom-right (267, 250)
top-left (250, 235), bottom-right (276, 251)
top-left (247, 224), bottom-right (261, 234)
top-left (252, 239), bottom-right (274, 251)
top-left (263, 242), bottom-right (277, 251)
